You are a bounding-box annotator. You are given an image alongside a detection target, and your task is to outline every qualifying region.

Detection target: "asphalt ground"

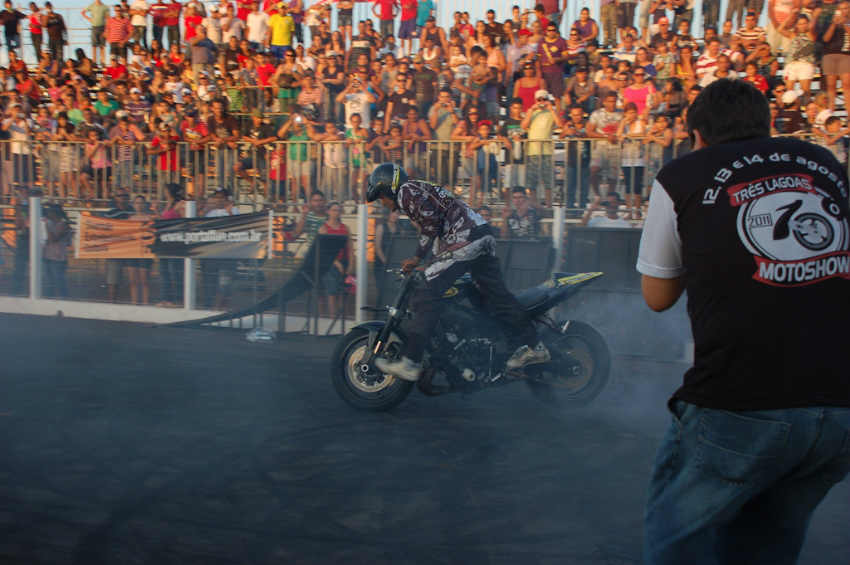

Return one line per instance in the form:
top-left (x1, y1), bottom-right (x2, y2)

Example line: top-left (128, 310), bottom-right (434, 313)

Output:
top-left (0, 313), bottom-right (847, 565)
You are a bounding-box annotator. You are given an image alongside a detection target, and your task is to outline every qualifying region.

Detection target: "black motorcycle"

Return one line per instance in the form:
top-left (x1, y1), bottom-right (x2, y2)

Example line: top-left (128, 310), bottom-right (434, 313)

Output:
top-left (330, 269), bottom-right (611, 412)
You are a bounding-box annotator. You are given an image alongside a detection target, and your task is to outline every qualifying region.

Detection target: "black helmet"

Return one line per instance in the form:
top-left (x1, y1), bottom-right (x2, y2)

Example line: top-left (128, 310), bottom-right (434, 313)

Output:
top-left (366, 163), bottom-right (408, 203)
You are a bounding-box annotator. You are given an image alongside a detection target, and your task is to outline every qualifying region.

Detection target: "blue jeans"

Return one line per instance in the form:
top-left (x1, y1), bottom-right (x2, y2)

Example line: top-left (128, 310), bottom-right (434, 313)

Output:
top-left (643, 399), bottom-right (850, 565)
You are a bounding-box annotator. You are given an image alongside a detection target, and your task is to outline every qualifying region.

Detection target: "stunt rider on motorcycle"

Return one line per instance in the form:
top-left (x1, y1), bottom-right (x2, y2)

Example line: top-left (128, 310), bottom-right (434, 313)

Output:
top-left (368, 162), bottom-right (551, 381)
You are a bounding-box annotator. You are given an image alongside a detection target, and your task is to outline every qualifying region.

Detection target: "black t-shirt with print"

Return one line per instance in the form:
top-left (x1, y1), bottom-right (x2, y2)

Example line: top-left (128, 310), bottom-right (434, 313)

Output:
top-left (641, 135), bottom-right (850, 410)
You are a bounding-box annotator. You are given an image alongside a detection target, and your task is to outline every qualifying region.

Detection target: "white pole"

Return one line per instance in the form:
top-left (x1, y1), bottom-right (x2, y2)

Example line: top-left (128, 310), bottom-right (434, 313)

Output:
top-left (184, 200), bottom-right (197, 310)
top-left (552, 206), bottom-right (566, 275)
top-left (355, 204), bottom-right (368, 323)
top-left (29, 196), bottom-right (42, 299)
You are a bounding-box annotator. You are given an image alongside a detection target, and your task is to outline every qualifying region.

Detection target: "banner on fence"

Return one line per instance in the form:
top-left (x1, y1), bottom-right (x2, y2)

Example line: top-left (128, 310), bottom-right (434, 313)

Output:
top-left (76, 212), bottom-right (271, 259)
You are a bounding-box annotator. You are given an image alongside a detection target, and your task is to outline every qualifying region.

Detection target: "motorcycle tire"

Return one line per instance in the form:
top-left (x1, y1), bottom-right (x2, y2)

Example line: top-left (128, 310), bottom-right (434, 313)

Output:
top-left (330, 328), bottom-right (414, 412)
top-left (525, 321), bottom-right (611, 408)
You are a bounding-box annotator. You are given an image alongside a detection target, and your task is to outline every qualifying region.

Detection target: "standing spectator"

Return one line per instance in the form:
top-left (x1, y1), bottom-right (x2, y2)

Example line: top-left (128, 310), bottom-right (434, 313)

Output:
top-left (311, 119), bottom-right (346, 199)
top-left (373, 0), bottom-right (398, 41)
top-left (82, 0), bottom-right (110, 66)
top-left (638, 78), bottom-right (850, 565)
top-left (348, 20), bottom-right (376, 72)
top-left (501, 186), bottom-right (546, 240)
top-left (398, 0), bottom-right (417, 56)
top-left (820, 1), bottom-right (850, 111)
top-left (292, 189), bottom-right (328, 243)
top-left (234, 108), bottom-right (277, 191)
top-left (618, 0), bottom-right (639, 41)
top-left (99, 190), bottom-right (132, 301)
top-left (42, 204), bottom-right (71, 299)
top-left (50, 112), bottom-right (78, 200)
top-left (401, 106), bottom-right (430, 176)
top-left (147, 122), bottom-right (180, 189)
top-left (537, 23), bottom-right (569, 112)
top-left (513, 60), bottom-right (546, 111)
top-left (599, 0), bottom-right (618, 47)
top-left (777, 11), bottom-right (817, 103)
top-left (560, 104), bottom-right (592, 211)
top-left (766, 0), bottom-right (799, 55)
top-left (163, 0), bottom-right (181, 49)
top-left (180, 108), bottom-right (209, 191)
top-left (189, 24), bottom-right (218, 89)
top-left (80, 128), bottom-right (112, 201)
top-left (344, 113), bottom-right (370, 203)
top-left (156, 183), bottom-right (185, 306)
top-left (149, 0), bottom-right (168, 47)
top-left (410, 53), bottom-right (437, 116)
top-left (129, 0), bottom-right (148, 48)
top-left (499, 97), bottom-right (527, 189)
top-left (317, 201), bottom-right (354, 318)
top-left (520, 89), bottom-right (564, 206)
top-left (296, 70), bottom-right (324, 121)
top-left (2, 104), bottom-right (34, 194)
top-left (268, 3), bottom-right (294, 60)
top-left (616, 101), bottom-right (647, 215)
top-left (126, 195), bottom-right (154, 305)
top-left (278, 110), bottom-right (314, 203)
top-left (221, 3), bottom-right (246, 43)
top-left (624, 66), bottom-right (658, 115)
top-left (183, 4), bottom-right (203, 42)
top-left (9, 187), bottom-right (33, 295)
top-left (286, 0), bottom-right (303, 45)
top-left (642, 113), bottom-right (673, 193)
top-left (202, 4), bottom-right (223, 48)
top-left (383, 70), bottom-right (414, 128)
top-left (207, 97), bottom-right (240, 188)
top-left (28, 2), bottom-right (43, 60)
top-left (105, 5), bottom-right (132, 60)
top-left (566, 65), bottom-right (596, 114)
top-left (588, 92), bottom-right (623, 200)
top-left (672, 0), bottom-right (694, 29)
top-left (246, 1), bottom-right (269, 52)
top-left (336, 0), bottom-right (354, 46)
top-left (109, 114), bottom-right (144, 188)
top-left (428, 88), bottom-right (459, 188)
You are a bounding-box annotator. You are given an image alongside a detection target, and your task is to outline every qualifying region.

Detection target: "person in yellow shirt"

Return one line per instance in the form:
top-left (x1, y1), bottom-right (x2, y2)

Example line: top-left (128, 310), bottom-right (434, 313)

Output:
top-left (267, 3), bottom-right (294, 59)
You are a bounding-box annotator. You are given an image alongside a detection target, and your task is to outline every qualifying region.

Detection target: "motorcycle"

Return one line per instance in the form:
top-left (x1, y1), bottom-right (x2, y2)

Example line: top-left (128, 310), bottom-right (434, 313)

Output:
top-left (330, 269), bottom-right (611, 412)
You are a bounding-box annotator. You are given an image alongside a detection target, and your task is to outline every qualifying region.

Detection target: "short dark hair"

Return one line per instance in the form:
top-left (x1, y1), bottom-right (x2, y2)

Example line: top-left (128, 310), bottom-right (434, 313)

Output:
top-left (687, 79), bottom-right (769, 146)
top-left (511, 186), bottom-right (527, 195)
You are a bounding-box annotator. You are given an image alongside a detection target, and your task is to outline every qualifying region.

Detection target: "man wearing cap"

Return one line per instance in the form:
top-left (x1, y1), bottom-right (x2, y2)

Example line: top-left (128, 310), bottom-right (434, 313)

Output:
top-left (267, 3), bottom-right (294, 60)
top-left (650, 17), bottom-right (676, 52)
top-left (189, 24), bottom-right (218, 89)
top-left (82, 0), bottom-right (109, 66)
top-left (124, 86), bottom-right (151, 128)
top-left (235, 108), bottom-right (278, 193)
top-left (94, 88), bottom-right (121, 127)
top-left (777, 89), bottom-right (806, 134)
top-left (202, 4), bottom-right (224, 48)
top-left (520, 89), bottom-right (563, 207)
top-left (536, 22), bottom-right (568, 112)
top-left (411, 53), bottom-right (437, 117)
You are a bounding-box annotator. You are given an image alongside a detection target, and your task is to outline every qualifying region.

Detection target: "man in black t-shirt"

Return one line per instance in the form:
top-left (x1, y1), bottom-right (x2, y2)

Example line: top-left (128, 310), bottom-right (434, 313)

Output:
top-left (208, 98), bottom-right (240, 189)
top-left (0, 0), bottom-right (25, 55)
top-left (410, 54), bottom-right (437, 117)
top-left (383, 71), bottom-right (415, 130)
top-left (638, 79), bottom-right (850, 564)
top-left (347, 20), bottom-right (375, 71)
top-left (235, 108), bottom-right (278, 189)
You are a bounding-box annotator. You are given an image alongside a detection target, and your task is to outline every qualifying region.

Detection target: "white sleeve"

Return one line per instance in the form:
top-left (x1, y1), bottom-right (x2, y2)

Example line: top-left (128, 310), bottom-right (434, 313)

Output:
top-left (636, 179), bottom-right (683, 279)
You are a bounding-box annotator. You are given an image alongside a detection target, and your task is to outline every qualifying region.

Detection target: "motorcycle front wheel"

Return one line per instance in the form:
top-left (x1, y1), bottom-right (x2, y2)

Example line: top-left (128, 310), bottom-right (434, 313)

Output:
top-left (330, 328), bottom-right (414, 412)
top-left (525, 321), bottom-right (611, 408)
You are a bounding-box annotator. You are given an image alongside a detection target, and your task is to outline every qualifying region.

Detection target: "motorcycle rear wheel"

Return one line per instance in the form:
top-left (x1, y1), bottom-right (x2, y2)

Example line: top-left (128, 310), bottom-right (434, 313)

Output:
top-left (525, 321), bottom-right (611, 408)
top-left (330, 328), bottom-right (414, 412)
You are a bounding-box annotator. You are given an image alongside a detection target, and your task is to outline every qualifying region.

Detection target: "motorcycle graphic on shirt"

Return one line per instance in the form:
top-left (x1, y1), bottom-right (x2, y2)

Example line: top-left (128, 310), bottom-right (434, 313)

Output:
top-left (729, 173), bottom-right (850, 287)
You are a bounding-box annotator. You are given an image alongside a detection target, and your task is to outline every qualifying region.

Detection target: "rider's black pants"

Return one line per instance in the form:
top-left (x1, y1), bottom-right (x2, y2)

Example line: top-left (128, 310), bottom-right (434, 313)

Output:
top-left (404, 249), bottom-right (539, 363)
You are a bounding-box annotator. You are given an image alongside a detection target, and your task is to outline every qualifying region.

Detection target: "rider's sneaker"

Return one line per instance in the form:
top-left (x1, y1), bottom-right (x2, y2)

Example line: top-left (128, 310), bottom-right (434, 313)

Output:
top-left (375, 356), bottom-right (422, 381)
top-left (506, 342), bottom-right (551, 370)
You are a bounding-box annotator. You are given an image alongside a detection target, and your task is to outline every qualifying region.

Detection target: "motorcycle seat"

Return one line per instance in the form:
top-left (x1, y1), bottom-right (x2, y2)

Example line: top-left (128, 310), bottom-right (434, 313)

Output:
top-left (515, 287), bottom-right (549, 309)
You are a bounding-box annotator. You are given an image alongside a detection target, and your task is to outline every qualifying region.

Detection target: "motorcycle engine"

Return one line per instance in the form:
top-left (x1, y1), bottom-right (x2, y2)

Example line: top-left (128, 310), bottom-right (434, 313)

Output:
top-left (439, 327), bottom-right (494, 383)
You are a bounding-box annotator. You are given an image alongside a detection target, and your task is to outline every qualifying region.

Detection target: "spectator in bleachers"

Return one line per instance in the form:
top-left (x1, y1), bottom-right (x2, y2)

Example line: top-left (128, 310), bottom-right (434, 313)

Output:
top-left (429, 87), bottom-right (459, 187)
top-left (819, 115), bottom-right (849, 164)
top-left (777, 88), bottom-right (807, 133)
top-left (766, 0), bottom-right (798, 54)
top-left (579, 192), bottom-right (632, 228)
top-left (293, 189), bottom-right (328, 242)
top-left (278, 107), bottom-right (314, 203)
top-left (313, 118), bottom-right (347, 198)
top-left (521, 89), bottom-right (563, 207)
top-left (268, 3), bottom-right (294, 60)
top-left (337, 68), bottom-right (376, 130)
top-left (699, 53), bottom-right (739, 86)
top-left (616, 101), bottom-right (646, 217)
top-left (317, 201), bottom-right (354, 317)
top-left (819, 2), bottom-right (850, 111)
top-left (501, 186), bottom-right (546, 240)
top-left (588, 91), bottom-right (623, 201)
top-left (537, 22), bottom-right (568, 112)
top-left (348, 20), bottom-right (377, 71)
top-left (82, 0), bottom-right (110, 66)
top-left (561, 104), bottom-right (592, 210)
top-left (43, 2), bottom-right (65, 62)
top-left (776, 11), bottom-right (817, 103)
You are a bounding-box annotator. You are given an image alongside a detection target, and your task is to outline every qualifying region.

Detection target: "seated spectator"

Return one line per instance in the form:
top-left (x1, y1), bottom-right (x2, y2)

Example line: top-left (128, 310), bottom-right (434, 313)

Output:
top-left (501, 186), bottom-right (547, 240)
top-left (818, 115), bottom-right (849, 165)
top-left (579, 192), bottom-right (633, 228)
top-left (777, 89), bottom-right (807, 134)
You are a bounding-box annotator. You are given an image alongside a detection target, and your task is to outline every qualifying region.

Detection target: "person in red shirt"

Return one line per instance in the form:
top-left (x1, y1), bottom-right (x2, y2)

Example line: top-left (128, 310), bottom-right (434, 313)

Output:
top-left (742, 61), bottom-right (769, 94)
top-left (148, 0), bottom-right (168, 47)
top-left (104, 55), bottom-right (128, 80)
top-left (255, 51), bottom-right (275, 85)
top-left (398, 0), bottom-right (417, 56)
top-left (180, 109), bottom-right (209, 192)
top-left (163, 0), bottom-right (181, 49)
top-left (236, 0), bottom-right (252, 20)
top-left (183, 4), bottom-right (202, 41)
top-left (372, 0), bottom-right (398, 40)
top-left (104, 5), bottom-right (131, 59)
top-left (147, 122), bottom-right (181, 187)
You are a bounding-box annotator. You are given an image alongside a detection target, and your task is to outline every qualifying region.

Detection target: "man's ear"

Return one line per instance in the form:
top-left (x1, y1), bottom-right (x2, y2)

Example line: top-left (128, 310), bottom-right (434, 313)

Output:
top-left (693, 129), bottom-right (706, 150)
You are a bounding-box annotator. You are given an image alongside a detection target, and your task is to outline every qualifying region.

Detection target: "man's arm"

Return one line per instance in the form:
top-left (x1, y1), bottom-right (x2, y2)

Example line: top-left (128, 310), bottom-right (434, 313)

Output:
top-left (637, 180), bottom-right (685, 312)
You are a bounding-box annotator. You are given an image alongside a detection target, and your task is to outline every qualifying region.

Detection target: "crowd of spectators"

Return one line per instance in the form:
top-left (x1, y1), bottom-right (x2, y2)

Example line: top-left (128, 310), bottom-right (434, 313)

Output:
top-left (0, 0), bottom-right (848, 228)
